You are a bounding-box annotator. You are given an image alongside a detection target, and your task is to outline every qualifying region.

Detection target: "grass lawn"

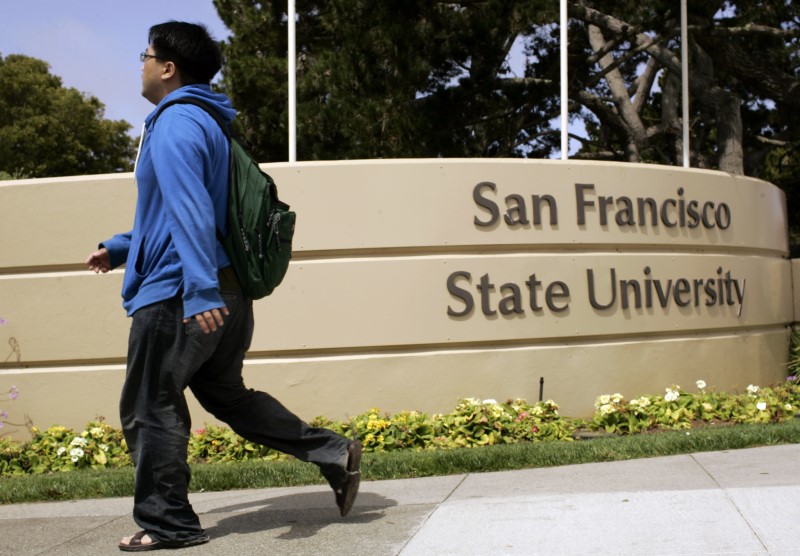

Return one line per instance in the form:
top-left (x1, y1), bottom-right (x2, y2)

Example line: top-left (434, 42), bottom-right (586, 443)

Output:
top-left (1, 419), bottom-right (798, 505)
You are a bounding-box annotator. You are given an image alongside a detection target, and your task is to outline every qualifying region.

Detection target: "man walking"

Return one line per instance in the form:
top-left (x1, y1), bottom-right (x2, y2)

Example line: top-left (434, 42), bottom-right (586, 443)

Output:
top-left (86, 21), bottom-right (361, 552)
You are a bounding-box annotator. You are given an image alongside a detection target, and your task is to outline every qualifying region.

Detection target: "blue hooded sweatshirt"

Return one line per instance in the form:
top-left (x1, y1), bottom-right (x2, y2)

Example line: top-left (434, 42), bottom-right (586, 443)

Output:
top-left (103, 84), bottom-right (237, 318)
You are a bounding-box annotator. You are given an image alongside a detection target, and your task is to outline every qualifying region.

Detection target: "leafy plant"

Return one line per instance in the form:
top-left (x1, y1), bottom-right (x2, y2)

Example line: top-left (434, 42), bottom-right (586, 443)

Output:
top-left (0, 420), bottom-right (129, 475)
top-left (188, 424), bottom-right (284, 463)
top-left (1, 378), bottom-right (798, 476)
top-left (589, 380), bottom-right (799, 435)
top-left (788, 326), bottom-right (800, 380)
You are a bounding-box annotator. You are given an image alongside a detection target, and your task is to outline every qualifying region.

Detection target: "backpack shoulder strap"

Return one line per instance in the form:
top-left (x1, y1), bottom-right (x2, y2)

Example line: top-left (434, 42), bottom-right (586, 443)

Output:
top-left (152, 97), bottom-right (232, 141)
top-left (151, 97), bottom-right (232, 243)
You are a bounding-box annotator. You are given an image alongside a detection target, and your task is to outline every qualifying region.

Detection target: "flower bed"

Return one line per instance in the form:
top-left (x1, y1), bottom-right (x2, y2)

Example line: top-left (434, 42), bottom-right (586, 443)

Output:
top-left (0, 379), bottom-right (797, 476)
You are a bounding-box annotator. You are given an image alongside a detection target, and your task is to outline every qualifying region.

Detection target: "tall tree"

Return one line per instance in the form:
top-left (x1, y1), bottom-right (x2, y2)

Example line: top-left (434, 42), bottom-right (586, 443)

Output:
top-left (214, 0), bottom-right (558, 162)
top-left (0, 54), bottom-right (135, 179)
top-left (566, 0), bottom-right (800, 178)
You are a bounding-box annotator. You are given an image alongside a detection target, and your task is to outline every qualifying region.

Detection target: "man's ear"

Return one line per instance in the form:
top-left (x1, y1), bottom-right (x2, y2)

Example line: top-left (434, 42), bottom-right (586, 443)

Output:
top-left (161, 61), bottom-right (178, 81)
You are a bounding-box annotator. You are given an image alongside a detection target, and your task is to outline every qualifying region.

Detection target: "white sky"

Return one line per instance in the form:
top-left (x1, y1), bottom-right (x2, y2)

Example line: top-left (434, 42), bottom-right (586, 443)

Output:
top-left (0, 0), bottom-right (230, 133)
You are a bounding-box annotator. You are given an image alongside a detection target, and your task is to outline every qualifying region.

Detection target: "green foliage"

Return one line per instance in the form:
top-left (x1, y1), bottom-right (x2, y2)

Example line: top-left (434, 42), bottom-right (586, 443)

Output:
top-left (590, 381), bottom-right (800, 435)
top-left (0, 421), bottom-right (129, 476)
top-left (188, 424), bottom-right (284, 463)
top-left (788, 326), bottom-right (800, 379)
top-left (0, 169), bottom-right (29, 181)
top-left (213, 0), bottom-right (558, 162)
top-left (3, 379), bottom-right (797, 476)
top-left (0, 54), bottom-right (135, 178)
top-left (315, 408), bottom-right (438, 452)
top-left (435, 398), bottom-right (574, 448)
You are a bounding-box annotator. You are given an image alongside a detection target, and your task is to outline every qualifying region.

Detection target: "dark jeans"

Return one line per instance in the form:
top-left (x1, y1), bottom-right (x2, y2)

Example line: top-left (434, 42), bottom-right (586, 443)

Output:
top-left (120, 286), bottom-right (350, 543)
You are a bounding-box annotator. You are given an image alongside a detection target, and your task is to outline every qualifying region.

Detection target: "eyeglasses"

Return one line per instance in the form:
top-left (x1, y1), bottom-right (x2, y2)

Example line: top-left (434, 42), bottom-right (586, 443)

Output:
top-left (139, 52), bottom-right (166, 63)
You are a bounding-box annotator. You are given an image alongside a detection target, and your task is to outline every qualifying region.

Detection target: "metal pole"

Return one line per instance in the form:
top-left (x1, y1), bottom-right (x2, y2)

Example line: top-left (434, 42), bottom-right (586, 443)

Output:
top-left (288, 0), bottom-right (297, 162)
top-left (681, 0), bottom-right (689, 167)
top-left (560, 0), bottom-right (568, 159)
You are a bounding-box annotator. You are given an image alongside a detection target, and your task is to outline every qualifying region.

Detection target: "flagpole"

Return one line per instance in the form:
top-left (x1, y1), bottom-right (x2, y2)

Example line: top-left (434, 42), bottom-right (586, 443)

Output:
top-left (288, 0), bottom-right (297, 162)
top-left (681, 0), bottom-right (689, 167)
top-left (560, 0), bottom-right (568, 160)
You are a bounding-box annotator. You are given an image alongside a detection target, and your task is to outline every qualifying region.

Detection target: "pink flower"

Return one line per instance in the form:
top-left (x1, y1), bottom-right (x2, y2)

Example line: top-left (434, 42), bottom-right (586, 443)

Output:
top-left (8, 386), bottom-right (18, 400)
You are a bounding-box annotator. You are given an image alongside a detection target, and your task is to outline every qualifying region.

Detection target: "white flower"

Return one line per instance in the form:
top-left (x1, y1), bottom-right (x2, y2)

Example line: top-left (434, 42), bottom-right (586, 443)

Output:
top-left (57, 446), bottom-right (66, 456)
top-left (599, 403), bottom-right (615, 415)
top-left (784, 404), bottom-right (793, 411)
top-left (664, 388), bottom-right (680, 402)
top-left (482, 399), bottom-right (498, 406)
top-left (70, 436), bottom-right (88, 447)
top-left (69, 447), bottom-right (84, 462)
top-left (746, 384), bottom-right (759, 396)
top-left (756, 402), bottom-right (767, 411)
top-left (611, 393), bottom-right (624, 403)
top-left (696, 380), bottom-right (707, 390)
top-left (594, 394), bottom-right (611, 409)
top-left (90, 427), bottom-right (104, 437)
top-left (100, 444), bottom-right (109, 452)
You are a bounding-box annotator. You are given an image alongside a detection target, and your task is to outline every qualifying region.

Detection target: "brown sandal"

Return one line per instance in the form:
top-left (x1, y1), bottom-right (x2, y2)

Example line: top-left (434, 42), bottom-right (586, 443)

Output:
top-left (118, 531), bottom-right (209, 552)
top-left (118, 531), bottom-right (162, 552)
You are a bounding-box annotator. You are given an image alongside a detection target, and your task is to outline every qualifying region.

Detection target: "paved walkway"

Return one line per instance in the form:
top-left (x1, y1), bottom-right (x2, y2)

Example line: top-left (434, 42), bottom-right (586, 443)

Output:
top-left (0, 443), bottom-right (798, 555)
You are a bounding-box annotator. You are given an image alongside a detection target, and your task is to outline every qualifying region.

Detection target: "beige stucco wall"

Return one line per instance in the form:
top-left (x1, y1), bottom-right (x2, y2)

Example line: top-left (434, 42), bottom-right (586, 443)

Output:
top-left (0, 159), bottom-right (793, 439)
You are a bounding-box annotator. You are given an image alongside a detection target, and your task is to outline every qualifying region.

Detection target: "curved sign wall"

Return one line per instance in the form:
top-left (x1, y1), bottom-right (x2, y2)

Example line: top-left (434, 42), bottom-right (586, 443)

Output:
top-left (0, 159), bottom-right (793, 432)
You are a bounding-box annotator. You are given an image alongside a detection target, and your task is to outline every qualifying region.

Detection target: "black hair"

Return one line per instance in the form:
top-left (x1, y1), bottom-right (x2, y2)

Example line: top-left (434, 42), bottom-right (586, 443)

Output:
top-left (148, 21), bottom-right (222, 84)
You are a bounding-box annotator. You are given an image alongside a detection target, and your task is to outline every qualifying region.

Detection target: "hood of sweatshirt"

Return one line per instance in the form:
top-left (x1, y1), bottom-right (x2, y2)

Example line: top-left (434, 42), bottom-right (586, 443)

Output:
top-left (145, 84), bottom-right (237, 130)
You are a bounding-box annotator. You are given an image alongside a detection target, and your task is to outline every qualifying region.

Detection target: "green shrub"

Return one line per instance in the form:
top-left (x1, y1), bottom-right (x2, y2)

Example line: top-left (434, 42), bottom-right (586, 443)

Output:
top-left (0, 420), bottom-right (129, 475)
top-left (1, 379), bottom-right (797, 476)
top-left (188, 424), bottom-right (284, 463)
top-left (590, 380), bottom-right (799, 435)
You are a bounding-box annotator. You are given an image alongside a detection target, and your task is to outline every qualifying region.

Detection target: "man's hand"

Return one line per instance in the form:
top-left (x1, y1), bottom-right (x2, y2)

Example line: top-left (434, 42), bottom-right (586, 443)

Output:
top-left (86, 248), bottom-right (111, 273)
top-left (184, 307), bottom-right (230, 334)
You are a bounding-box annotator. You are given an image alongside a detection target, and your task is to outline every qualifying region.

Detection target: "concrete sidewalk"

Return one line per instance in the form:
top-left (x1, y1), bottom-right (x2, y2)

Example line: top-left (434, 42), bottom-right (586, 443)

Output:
top-left (1, 443), bottom-right (798, 556)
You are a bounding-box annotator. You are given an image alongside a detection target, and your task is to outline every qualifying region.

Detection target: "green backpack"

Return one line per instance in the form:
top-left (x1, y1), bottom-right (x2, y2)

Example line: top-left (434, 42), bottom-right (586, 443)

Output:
top-left (153, 98), bottom-right (296, 299)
